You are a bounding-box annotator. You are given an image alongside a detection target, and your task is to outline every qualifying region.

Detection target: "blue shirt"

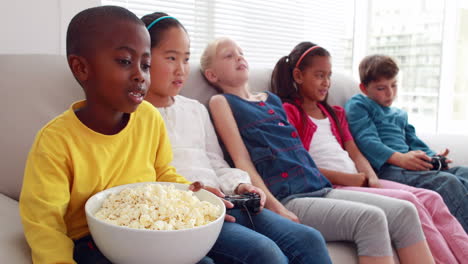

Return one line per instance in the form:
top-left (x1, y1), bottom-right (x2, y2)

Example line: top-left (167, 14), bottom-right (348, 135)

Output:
top-left (345, 94), bottom-right (435, 171)
top-left (222, 92), bottom-right (332, 202)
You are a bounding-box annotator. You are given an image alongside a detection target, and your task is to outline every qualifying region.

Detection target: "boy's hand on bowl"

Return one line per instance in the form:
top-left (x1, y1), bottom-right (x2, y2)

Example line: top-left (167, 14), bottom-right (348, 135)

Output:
top-left (189, 181), bottom-right (236, 222)
top-left (188, 181), bottom-right (205, 192)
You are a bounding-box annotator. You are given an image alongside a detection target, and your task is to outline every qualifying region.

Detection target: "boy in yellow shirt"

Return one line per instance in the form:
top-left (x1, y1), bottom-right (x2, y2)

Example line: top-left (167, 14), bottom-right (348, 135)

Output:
top-left (19, 6), bottom-right (212, 263)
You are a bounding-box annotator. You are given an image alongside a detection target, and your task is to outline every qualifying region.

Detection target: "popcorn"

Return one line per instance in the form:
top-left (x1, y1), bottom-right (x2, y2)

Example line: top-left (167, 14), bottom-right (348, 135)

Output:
top-left (94, 184), bottom-right (221, 230)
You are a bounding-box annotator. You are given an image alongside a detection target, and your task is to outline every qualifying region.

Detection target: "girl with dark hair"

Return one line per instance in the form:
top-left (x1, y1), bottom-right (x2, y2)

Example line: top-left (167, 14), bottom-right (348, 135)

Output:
top-left (141, 13), bottom-right (332, 264)
top-left (205, 37), bottom-right (434, 264)
top-left (271, 41), bottom-right (468, 264)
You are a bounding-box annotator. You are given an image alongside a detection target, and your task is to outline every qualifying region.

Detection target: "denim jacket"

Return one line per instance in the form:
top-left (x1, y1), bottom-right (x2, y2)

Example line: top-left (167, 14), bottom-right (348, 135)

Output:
top-left (222, 92), bottom-right (332, 202)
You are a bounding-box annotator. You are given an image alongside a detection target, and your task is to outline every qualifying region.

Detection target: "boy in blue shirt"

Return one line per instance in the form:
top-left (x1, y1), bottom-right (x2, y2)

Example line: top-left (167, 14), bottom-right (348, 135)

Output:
top-left (345, 54), bottom-right (468, 232)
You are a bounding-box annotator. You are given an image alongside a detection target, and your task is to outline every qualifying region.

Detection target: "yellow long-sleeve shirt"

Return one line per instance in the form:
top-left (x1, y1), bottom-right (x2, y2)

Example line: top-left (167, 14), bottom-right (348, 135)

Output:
top-left (19, 100), bottom-right (190, 264)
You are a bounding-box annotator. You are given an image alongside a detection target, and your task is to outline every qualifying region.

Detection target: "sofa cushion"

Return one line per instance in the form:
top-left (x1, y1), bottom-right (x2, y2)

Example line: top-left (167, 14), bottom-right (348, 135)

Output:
top-left (326, 242), bottom-right (359, 263)
top-left (0, 54), bottom-right (84, 201)
top-left (0, 194), bottom-right (31, 263)
top-left (179, 65), bottom-right (218, 106)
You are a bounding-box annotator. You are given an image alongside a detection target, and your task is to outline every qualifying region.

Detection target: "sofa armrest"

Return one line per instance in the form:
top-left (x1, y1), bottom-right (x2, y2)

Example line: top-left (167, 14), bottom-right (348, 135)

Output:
top-left (0, 193), bottom-right (31, 263)
top-left (418, 133), bottom-right (468, 167)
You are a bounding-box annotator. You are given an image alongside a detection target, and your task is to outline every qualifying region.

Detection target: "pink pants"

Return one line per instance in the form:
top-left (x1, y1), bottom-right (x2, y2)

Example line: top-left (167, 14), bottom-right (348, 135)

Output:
top-left (335, 179), bottom-right (468, 264)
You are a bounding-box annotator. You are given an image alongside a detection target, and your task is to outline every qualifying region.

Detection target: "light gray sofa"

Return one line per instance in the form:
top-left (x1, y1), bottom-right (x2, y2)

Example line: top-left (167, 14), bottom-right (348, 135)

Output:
top-left (1, 54), bottom-right (467, 263)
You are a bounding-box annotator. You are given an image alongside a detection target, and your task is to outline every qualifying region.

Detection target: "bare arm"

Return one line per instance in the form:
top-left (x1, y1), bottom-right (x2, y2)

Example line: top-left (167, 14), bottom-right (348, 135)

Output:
top-left (344, 140), bottom-right (381, 187)
top-left (198, 103), bottom-right (251, 194)
top-left (209, 95), bottom-right (299, 222)
top-left (318, 168), bottom-right (367, 187)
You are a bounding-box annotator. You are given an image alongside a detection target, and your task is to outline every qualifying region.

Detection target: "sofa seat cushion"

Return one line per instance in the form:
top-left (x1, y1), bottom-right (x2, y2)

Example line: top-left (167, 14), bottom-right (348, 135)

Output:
top-left (0, 194), bottom-right (31, 263)
top-left (327, 242), bottom-right (359, 263)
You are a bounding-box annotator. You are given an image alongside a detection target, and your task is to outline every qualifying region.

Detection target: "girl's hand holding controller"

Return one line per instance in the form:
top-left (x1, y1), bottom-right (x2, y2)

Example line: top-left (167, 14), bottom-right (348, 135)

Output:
top-left (224, 193), bottom-right (261, 214)
top-left (235, 183), bottom-right (266, 210)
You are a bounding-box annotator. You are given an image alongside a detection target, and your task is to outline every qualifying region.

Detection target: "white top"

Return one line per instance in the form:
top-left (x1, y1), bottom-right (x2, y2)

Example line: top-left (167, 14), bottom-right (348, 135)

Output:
top-left (308, 116), bottom-right (358, 174)
top-left (157, 95), bottom-right (251, 194)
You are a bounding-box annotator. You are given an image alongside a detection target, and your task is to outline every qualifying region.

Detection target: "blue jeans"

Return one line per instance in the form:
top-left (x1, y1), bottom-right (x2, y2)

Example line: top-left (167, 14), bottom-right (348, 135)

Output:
top-left (207, 208), bottom-right (331, 264)
top-left (73, 235), bottom-right (214, 264)
top-left (73, 235), bottom-right (111, 264)
top-left (379, 164), bottom-right (468, 231)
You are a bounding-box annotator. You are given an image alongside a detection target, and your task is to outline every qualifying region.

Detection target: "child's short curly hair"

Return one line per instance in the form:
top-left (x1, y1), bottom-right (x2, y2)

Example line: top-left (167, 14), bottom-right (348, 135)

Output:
top-left (359, 55), bottom-right (399, 86)
top-left (66, 6), bottom-right (143, 57)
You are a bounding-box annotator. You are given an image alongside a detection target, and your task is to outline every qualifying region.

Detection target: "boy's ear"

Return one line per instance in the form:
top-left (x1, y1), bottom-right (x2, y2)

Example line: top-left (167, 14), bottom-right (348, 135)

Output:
top-left (68, 55), bottom-right (90, 82)
top-left (292, 68), bottom-right (303, 84)
top-left (204, 69), bottom-right (218, 84)
top-left (359, 83), bottom-right (368, 95)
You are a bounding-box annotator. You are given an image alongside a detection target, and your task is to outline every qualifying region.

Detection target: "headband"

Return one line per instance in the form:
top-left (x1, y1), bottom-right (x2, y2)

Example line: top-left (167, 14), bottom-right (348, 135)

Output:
top-left (295, 46), bottom-right (321, 68)
top-left (146, 16), bottom-right (177, 30)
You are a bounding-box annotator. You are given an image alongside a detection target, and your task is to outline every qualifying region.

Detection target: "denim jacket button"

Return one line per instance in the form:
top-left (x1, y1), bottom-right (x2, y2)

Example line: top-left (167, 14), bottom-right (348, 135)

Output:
top-left (281, 172), bottom-right (289, 178)
top-left (278, 122), bottom-right (285, 126)
top-left (258, 102), bottom-right (266, 106)
top-left (268, 109), bottom-right (275, 114)
top-left (291, 131), bottom-right (298, 138)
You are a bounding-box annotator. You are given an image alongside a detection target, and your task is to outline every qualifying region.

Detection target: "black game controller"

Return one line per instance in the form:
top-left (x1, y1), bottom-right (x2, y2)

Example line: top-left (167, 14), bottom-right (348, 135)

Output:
top-left (224, 193), bottom-right (261, 214)
top-left (429, 155), bottom-right (448, 171)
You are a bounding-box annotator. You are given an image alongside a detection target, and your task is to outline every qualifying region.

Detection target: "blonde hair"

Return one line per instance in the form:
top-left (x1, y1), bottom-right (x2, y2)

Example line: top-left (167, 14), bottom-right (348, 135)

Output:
top-left (200, 37), bottom-right (231, 73)
top-left (199, 37), bottom-right (233, 92)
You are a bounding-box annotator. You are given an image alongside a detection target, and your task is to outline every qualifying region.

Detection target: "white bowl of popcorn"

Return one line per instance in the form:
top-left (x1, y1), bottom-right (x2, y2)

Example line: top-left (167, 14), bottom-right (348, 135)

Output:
top-left (85, 182), bottom-right (225, 264)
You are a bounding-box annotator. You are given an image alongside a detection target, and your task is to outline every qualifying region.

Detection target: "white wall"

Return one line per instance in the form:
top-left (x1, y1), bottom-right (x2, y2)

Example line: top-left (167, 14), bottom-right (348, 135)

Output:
top-left (0, 0), bottom-right (100, 55)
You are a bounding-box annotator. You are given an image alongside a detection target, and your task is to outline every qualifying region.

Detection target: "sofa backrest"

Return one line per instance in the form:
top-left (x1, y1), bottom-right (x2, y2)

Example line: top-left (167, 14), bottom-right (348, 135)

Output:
top-left (180, 64), bottom-right (360, 107)
top-left (0, 54), bottom-right (84, 200)
top-left (0, 54), bottom-right (360, 201)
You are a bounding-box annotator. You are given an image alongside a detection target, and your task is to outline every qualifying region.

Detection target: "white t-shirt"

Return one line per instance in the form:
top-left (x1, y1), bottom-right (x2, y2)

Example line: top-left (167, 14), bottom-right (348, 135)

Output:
top-left (308, 116), bottom-right (358, 174)
top-left (157, 95), bottom-right (250, 194)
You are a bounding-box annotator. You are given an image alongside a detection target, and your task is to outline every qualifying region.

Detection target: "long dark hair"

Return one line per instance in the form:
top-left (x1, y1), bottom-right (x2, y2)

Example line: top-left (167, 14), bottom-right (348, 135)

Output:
top-left (271, 42), bottom-right (344, 141)
top-left (141, 12), bottom-right (187, 48)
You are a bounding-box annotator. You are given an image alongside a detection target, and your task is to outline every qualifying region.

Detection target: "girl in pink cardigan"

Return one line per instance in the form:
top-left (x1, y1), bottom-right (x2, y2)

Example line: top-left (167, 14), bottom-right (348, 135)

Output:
top-left (271, 41), bottom-right (468, 264)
